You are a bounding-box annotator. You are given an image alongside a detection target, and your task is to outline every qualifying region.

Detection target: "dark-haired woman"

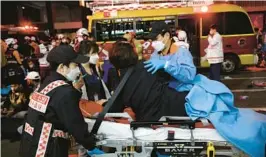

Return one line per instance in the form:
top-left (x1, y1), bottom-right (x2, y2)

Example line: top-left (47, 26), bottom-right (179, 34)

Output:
top-left (106, 41), bottom-right (188, 121)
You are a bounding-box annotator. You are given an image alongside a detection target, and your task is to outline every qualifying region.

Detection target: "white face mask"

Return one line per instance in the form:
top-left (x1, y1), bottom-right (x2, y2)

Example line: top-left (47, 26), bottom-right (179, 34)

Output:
top-left (66, 67), bottom-right (80, 82)
top-left (89, 54), bottom-right (99, 64)
top-left (151, 40), bottom-right (165, 52)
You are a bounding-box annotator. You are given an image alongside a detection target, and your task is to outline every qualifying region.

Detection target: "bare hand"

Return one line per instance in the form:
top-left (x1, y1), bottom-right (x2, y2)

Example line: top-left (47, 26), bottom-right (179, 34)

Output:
top-left (96, 99), bottom-right (107, 106)
top-left (73, 75), bottom-right (85, 91)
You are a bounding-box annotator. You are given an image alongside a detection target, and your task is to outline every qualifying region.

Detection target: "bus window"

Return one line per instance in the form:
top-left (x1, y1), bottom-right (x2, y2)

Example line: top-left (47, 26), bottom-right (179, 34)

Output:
top-left (224, 12), bottom-right (254, 35)
top-left (93, 19), bottom-right (134, 41)
top-left (135, 16), bottom-right (176, 40)
top-left (202, 13), bottom-right (224, 36)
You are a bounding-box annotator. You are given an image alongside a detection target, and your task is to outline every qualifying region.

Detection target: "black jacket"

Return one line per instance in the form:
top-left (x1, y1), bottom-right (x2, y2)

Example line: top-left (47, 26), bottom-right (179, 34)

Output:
top-left (108, 62), bottom-right (188, 121)
top-left (19, 71), bottom-right (95, 157)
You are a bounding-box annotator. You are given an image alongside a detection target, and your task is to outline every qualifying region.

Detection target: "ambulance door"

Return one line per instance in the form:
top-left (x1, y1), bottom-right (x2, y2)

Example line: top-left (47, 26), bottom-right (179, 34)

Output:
top-left (177, 15), bottom-right (200, 66)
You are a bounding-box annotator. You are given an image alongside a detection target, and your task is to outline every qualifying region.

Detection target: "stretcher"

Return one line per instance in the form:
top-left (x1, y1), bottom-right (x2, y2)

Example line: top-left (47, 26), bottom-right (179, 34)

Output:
top-left (85, 115), bottom-right (245, 157)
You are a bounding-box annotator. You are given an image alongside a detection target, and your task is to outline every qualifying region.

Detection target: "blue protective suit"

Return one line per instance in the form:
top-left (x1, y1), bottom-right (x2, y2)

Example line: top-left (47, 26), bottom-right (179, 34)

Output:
top-left (185, 74), bottom-right (266, 157)
top-left (150, 48), bottom-right (266, 157)
top-left (150, 47), bottom-right (196, 91)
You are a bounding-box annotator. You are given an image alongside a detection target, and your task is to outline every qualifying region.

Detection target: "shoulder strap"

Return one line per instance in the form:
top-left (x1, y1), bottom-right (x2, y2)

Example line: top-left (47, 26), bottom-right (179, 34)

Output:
top-left (95, 66), bottom-right (111, 99)
top-left (39, 80), bottom-right (68, 95)
top-left (91, 66), bottom-right (134, 134)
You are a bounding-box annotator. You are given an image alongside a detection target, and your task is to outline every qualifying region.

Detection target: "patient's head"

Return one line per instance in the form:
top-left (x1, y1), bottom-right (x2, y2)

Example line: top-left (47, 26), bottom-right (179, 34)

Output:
top-left (109, 41), bottom-right (138, 69)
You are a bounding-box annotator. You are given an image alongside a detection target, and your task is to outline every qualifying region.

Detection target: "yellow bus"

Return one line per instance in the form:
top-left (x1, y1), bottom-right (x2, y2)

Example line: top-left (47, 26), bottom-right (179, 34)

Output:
top-left (87, 2), bottom-right (257, 73)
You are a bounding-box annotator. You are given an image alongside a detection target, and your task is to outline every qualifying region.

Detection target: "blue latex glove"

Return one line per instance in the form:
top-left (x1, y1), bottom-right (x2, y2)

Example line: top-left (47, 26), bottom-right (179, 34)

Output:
top-left (144, 58), bottom-right (166, 74)
top-left (88, 148), bottom-right (105, 156)
top-left (1, 85), bottom-right (11, 95)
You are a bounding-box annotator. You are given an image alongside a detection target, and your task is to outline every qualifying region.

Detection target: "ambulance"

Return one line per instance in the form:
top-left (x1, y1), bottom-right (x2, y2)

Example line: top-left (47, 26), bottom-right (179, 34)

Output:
top-left (87, 1), bottom-right (257, 73)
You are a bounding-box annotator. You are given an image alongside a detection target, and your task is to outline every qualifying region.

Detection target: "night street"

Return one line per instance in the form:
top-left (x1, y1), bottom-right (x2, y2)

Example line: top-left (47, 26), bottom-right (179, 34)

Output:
top-left (1, 0), bottom-right (266, 156)
top-left (1, 67), bottom-right (266, 157)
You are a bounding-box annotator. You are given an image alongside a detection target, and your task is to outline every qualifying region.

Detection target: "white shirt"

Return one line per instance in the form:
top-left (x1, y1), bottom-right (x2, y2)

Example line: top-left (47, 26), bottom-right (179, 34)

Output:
top-left (39, 44), bottom-right (53, 67)
top-left (206, 32), bottom-right (224, 64)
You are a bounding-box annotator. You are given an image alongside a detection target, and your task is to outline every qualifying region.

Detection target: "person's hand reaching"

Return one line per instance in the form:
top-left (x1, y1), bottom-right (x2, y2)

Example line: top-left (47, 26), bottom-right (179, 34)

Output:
top-left (73, 75), bottom-right (84, 91)
top-left (96, 99), bottom-right (107, 106)
top-left (144, 58), bottom-right (166, 74)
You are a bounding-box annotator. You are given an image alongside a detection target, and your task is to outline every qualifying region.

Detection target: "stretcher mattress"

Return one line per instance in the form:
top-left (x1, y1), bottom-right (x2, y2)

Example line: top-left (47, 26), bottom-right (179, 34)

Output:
top-left (85, 118), bottom-right (226, 141)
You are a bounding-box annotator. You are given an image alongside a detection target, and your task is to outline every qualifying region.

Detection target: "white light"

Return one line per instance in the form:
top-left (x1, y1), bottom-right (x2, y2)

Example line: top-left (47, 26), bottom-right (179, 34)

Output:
top-left (22, 6), bottom-right (25, 9)
top-left (201, 6), bottom-right (208, 12)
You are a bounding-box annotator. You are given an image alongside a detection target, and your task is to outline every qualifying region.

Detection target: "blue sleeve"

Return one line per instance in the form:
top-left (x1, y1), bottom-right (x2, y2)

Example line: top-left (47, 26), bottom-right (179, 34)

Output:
top-left (164, 48), bottom-right (196, 83)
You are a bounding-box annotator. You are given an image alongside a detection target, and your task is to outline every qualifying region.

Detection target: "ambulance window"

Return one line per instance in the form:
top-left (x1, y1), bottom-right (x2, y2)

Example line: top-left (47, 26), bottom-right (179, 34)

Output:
top-left (135, 17), bottom-right (176, 40)
top-left (224, 12), bottom-right (254, 35)
top-left (93, 19), bottom-right (134, 41)
top-left (202, 13), bottom-right (224, 36)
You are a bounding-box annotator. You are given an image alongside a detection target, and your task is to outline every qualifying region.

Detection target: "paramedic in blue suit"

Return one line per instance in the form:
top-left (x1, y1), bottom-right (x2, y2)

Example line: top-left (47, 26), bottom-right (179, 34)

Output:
top-left (144, 21), bottom-right (196, 91)
top-left (144, 22), bottom-right (266, 157)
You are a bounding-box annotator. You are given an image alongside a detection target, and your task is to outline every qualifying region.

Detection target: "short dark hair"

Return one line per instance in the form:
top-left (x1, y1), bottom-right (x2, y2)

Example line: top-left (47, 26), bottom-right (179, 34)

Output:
top-left (210, 24), bottom-right (217, 30)
top-left (176, 26), bottom-right (182, 30)
top-left (90, 42), bottom-right (99, 54)
top-left (109, 41), bottom-right (138, 69)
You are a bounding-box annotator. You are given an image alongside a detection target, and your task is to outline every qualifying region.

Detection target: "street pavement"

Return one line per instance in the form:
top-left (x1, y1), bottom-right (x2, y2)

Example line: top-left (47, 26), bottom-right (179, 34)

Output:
top-left (1, 68), bottom-right (266, 157)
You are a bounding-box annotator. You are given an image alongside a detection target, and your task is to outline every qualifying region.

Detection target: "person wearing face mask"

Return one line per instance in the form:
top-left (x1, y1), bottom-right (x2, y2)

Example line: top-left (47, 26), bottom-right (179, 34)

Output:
top-left (74, 28), bottom-right (91, 53)
top-left (78, 41), bottom-right (107, 101)
top-left (205, 24), bottom-right (223, 81)
top-left (3, 38), bottom-right (27, 86)
top-left (19, 45), bottom-right (97, 157)
top-left (173, 30), bottom-right (189, 50)
top-left (143, 21), bottom-right (196, 92)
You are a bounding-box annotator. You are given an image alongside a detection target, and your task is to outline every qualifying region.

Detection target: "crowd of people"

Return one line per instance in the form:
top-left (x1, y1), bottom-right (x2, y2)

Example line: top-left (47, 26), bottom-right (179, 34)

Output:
top-left (1, 22), bottom-right (266, 157)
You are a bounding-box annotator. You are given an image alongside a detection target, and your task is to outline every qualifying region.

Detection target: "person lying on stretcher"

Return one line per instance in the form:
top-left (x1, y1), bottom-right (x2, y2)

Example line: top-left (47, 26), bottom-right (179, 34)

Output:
top-left (94, 41), bottom-right (191, 121)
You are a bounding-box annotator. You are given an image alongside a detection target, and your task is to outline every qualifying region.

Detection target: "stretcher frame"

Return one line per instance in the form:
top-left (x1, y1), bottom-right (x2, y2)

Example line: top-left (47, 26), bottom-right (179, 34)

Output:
top-left (91, 117), bottom-right (245, 157)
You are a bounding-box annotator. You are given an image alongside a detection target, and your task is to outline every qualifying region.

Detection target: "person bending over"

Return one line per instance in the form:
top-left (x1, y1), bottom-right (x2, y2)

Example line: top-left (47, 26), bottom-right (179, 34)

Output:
top-left (105, 41), bottom-right (188, 121)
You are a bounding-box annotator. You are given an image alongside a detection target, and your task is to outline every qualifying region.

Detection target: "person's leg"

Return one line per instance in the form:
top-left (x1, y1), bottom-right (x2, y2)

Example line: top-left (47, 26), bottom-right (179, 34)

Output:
top-left (212, 63), bottom-right (221, 81)
top-left (209, 64), bottom-right (214, 80)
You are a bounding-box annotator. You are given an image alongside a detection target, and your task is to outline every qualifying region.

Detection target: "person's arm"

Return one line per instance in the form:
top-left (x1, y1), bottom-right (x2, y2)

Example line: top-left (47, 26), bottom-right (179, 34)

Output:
top-left (164, 48), bottom-right (196, 83)
top-left (55, 90), bottom-right (96, 150)
top-left (208, 34), bottom-right (220, 47)
top-left (13, 50), bottom-right (22, 65)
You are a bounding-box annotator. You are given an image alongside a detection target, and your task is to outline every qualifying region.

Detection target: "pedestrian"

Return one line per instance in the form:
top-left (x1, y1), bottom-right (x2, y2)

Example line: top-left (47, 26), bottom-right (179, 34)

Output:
top-left (74, 28), bottom-right (91, 53)
top-left (205, 24), bottom-right (224, 81)
top-left (1, 82), bottom-right (29, 119)
top-left (175, 26), bottom-right (187, 43)
top-left (1, 39), bottom-right (8, 68)
top-left (3, 38), bottom-right (26, 85)
top-left (19, 45), bottom-right (96, 157)
top-left (30, 36), bottom-right (41, 58)
top-left (173, 30), bottom-right (190, 50)
top-left (25, 71), bottom-right (41, 93)
top-left (39, 36), bottom-right (53, 79)
top-left (123, 32), bottom-right (143, 60)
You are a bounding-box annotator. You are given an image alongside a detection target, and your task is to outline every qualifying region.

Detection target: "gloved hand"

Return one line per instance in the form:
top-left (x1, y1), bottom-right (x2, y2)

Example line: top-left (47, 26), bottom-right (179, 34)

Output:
top-left (88, 148), bottom-right (105, 156)
top-left (144, 58), bottom-right (166, 74)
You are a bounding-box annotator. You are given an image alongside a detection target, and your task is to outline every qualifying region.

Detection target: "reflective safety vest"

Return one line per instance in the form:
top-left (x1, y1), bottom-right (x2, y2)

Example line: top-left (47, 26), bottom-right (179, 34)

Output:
top-left (19, 80), bottom-right (69, 157)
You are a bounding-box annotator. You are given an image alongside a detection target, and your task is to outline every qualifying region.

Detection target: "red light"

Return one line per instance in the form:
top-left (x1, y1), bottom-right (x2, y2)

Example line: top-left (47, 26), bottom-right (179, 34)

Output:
top-left (103, 12), bottom-right (111, 17)
top-left (34, 27), bottom-right (38, 30)
top-left (201, 6), bottom-right (208, 12)
top-left (25, 25), bottom-right (29, 29)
